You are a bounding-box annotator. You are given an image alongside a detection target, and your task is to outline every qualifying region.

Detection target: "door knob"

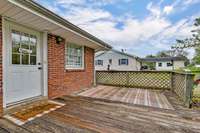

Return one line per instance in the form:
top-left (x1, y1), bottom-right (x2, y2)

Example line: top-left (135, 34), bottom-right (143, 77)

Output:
top-left (38, 67), bottom-right (42, 70)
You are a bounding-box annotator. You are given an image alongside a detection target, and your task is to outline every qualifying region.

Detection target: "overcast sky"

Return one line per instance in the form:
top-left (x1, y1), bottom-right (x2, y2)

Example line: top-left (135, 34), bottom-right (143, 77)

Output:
top-left (36, 0), bottom-right (200, 58)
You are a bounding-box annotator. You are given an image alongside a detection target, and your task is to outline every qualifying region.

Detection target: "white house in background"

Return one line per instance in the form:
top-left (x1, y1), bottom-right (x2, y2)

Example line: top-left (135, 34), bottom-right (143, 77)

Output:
top-left (141, 57), bottom-right (186, 71)
top-left (195, 65), bottom-right (200, 68)
top-left (95, 50), bottom-right (141, 71)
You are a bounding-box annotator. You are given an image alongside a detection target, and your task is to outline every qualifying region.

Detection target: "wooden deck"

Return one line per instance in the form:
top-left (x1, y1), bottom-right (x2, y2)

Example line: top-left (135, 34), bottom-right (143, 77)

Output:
top-left (78, 85), bottom-right (174, 110)
top-left (0, 90), bottom-right (200, 133)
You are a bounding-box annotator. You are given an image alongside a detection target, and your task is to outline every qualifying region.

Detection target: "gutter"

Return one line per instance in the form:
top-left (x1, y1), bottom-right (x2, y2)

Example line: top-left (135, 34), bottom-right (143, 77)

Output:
top-left (8, 0), bottom-right (112, 50)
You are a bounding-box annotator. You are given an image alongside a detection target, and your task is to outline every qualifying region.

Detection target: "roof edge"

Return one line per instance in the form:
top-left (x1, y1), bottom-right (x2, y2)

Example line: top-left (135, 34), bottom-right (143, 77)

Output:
top-left (95, 49), bottom-right (141, 61)
top-left (9, 0), bottom-right (112, 49)
top-left (141, 56), bottom-right (187, 62)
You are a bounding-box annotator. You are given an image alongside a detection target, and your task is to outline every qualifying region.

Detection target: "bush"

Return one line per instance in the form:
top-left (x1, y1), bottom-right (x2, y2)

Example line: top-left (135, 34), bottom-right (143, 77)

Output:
top-left (192, 97), bottom-right (200, 107)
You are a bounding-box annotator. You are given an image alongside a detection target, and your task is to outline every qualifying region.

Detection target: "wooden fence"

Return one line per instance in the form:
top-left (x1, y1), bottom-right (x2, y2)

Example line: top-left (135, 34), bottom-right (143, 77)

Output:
top-left (96, 71), bottom-right (195, 107)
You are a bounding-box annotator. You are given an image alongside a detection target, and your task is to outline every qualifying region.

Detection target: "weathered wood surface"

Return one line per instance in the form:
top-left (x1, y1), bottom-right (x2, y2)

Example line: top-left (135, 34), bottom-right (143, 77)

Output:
top-left (78, 85), bottom-right (174, 110)
top-left (96, 71), bottom-right (195, 106)
top-left (0, 92), bottom-right (200, 133)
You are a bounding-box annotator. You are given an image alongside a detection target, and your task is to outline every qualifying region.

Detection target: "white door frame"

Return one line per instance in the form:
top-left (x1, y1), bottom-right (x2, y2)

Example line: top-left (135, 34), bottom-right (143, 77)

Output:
top-left (2, 18), bottom-right (48, 108)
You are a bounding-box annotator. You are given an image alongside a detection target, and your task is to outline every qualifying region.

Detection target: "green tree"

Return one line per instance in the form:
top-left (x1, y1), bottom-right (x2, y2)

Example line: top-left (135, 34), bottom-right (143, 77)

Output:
top-left (174, 17), bottom-right (200, 64)
top-left (156, 51), bottom-right (171, 57)
top-left (193, 47), bottom-right (200, 64)
top-left (144, 55), bottom-right (156, 70)
top-left (145, 54), bottom-right (156, 58)
top-left (192, 18), bottom-right (200, 64)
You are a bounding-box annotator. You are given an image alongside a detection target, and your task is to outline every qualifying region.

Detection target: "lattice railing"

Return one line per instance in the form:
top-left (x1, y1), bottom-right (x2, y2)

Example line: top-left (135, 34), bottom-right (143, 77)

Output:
top-left (172, 73), bottom-right (186, 101)
top-left (172, 72), bottom-right (194, 107)
top-left (96, 71), bottom-right (195, 107)
top-left (96, 71), bottom-right (172, 89)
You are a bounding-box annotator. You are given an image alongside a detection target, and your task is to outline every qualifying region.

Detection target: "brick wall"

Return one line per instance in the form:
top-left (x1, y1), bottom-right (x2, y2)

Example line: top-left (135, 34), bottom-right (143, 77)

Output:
top-left (0, 16), bottom-right (3, 116)
top-left (48, 34), bottom-right (94, 98)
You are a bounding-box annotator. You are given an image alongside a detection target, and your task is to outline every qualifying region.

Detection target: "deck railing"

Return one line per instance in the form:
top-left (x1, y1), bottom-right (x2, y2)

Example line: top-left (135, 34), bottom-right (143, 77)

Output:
top-left (172, 72), bottom-right (194, 107)
top-left (96, 71), bottom-right (195, 107)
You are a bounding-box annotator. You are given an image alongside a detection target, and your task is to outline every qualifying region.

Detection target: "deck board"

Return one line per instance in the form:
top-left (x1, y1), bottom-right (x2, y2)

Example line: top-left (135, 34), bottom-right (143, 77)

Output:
top-left (1, 86), bottom-right (200, 133)
top-left (78, 86), bottom-right (174, 110)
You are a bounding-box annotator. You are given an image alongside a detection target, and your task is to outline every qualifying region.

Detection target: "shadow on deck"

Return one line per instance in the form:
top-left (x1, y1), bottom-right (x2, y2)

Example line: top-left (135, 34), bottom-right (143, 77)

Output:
top-left (0, 85), bottom-right (200, 133)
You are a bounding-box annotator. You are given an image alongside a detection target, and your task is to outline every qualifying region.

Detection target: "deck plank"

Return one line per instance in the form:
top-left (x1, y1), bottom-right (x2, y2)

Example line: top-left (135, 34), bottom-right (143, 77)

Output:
top-left (25, 117), bottom-right (92, 133)
top-left (55, 102), bottom-right (168, 132)
top-left (0, 119), bottom-right (31, 133)
top-left (40, 115), bottom-right (95, 133)
top-left (1, 85), bottom-right (200, 133)
top-left (0, 127), bottom-right (9, 133)
top-left (78, 86), bottom-right (174, 110)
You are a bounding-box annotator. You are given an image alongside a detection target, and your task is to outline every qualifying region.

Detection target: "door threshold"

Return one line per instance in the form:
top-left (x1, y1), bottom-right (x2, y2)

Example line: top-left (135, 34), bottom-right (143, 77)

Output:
top-left (4, 96), bottom-right (48, 115)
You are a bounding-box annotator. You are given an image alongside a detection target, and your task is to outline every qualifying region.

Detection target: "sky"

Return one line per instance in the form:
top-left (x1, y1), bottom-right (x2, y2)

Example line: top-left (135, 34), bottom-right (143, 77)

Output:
top-left (36, 0), bottom-right (200, 58)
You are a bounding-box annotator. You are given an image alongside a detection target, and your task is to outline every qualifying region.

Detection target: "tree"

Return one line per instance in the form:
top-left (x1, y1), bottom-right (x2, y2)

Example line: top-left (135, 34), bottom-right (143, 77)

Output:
top-left (193, 47), bottom-right (200, 64)
top-left (156, 50), bottom-right (188, 58)
top-left (144, 55), bottom-right (156, 70)
top-left (156, 51), bottom-right (171, 57)
top-left (172, 17), bottom-right (200, 65)
top-left (145, 54), bottom-right (156, 58)
top-left (192, 18), bottom-right (200, 64)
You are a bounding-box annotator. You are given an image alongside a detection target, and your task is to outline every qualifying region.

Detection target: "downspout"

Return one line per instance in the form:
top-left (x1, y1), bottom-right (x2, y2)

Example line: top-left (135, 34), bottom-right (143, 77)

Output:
top-left (93, 53), bottom-right (96, 86)
top-left (172, 60), bottom-right (174, 71)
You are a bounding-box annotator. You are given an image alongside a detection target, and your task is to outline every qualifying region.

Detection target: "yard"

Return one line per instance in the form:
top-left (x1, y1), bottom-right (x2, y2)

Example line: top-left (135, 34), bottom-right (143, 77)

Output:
top-left (0, 85), bottom-right (200, 133)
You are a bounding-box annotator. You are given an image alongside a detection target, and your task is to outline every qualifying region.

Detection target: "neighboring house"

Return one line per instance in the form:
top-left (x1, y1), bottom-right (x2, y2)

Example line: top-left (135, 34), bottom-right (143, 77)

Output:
top-left (141, 57), bottom-right (186, 71)
top-left (195, 65), bottom-right (200, 68)
top-left (95, 50), bottom-right (141, 71)
top-left (0, 0), bottom-right (111, 116)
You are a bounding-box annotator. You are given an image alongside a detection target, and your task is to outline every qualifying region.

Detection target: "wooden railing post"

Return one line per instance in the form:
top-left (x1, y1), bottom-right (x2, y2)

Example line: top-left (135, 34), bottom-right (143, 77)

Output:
top-left (171, 72), bottom-right (174, 91)
top-left (94, 70), bottom-right (97, 86)
top-left (126, 72), bottom-right (130, 87)
top-left (185, 74), bottom-right (194, 108)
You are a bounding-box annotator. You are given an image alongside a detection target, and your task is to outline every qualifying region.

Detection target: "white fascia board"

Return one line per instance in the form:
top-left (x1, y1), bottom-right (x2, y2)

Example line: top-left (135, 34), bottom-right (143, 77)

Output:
top-left (7, 0), bottom-right (110, 50)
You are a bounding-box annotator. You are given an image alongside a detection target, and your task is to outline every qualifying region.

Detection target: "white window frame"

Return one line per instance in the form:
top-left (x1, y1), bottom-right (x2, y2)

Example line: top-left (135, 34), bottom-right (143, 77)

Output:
top-left (119, 59), bottom-right (128, 66)
top-left (96, 60), bottom-right (103, 66)
top-left (11, 30), bottom-right (38, 66)
top-left (166, 62), bottom-right (173, 67)
top-left (65, 43), bottom-right (85, 70)
top-left (109, 59), bottom-right (112, 65)
top-left (158, 62), bottom-right (162, 67)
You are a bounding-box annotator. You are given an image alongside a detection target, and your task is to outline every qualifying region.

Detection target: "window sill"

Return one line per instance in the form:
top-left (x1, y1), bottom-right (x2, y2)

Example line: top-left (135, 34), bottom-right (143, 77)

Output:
top-left (65, 68), bottom-right (85, 72)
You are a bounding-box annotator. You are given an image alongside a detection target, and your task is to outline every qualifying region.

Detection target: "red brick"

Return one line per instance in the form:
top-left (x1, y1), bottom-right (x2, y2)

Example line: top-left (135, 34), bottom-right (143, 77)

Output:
top-left (48, 34), bottom-right (94, 99)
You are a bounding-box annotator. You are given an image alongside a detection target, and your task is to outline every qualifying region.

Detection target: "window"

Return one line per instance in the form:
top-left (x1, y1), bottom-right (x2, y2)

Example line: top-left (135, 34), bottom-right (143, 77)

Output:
top-left (11, 30), bottom-right (37, 65)
top-left (65, 43), bottom-right (84, 69)
top-left (119, 59), bottom-right (128, 65)
top-left (95, 60), bottom-right (103, 66)
top-left (109, 59), bottom-right (112, 64)
top-left (158, 62), bottom-right (162, 67)
top-left (167, 62), bottom-right (173, 67)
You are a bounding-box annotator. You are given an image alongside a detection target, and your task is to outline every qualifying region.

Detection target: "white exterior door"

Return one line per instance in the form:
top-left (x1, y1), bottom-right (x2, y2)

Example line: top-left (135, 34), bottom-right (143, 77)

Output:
top-left (5, 22), bottom-right (42, 105)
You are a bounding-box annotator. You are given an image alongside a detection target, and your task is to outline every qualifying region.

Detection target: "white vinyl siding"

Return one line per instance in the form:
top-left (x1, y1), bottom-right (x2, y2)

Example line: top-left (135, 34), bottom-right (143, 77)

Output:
top-left (95, 51), bottom-right (141, 71)
top-left (65, 43), bottom-right (84, 69)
